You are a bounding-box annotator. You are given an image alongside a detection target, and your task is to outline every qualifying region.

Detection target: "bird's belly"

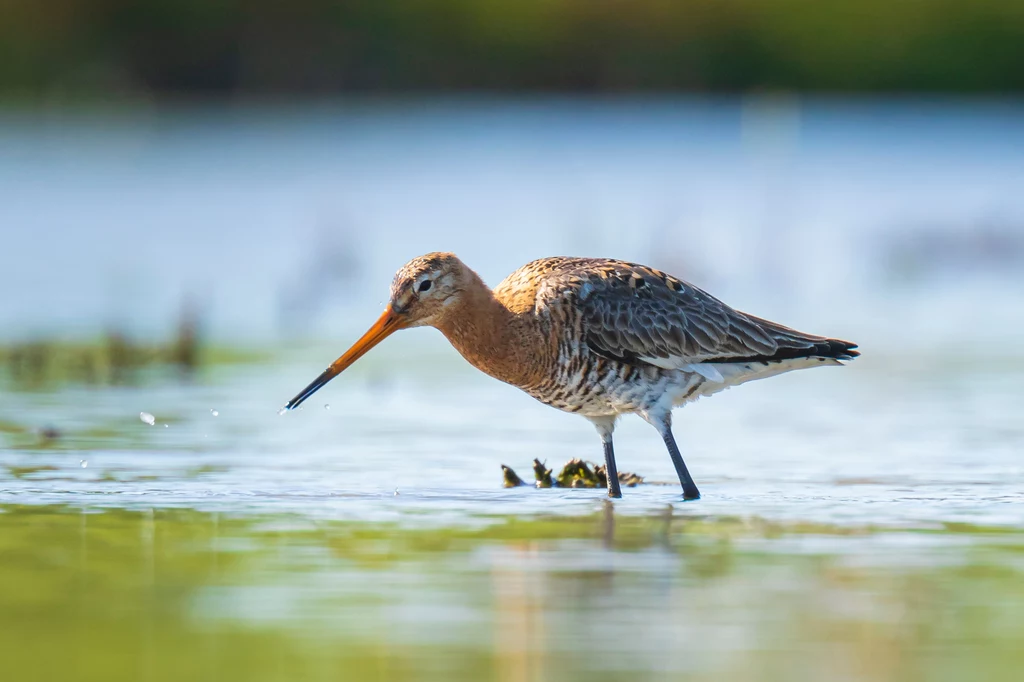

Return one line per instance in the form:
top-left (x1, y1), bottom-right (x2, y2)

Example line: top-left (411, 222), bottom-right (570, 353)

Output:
top-left (521, 353), bottom-right (838, 417)
top-left (525, 363), bottom-right (703, 418)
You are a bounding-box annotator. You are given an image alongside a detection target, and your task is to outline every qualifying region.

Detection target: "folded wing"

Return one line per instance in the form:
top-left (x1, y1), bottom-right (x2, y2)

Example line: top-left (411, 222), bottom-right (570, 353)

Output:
top-left (546, 260), bottom-right (858, 371)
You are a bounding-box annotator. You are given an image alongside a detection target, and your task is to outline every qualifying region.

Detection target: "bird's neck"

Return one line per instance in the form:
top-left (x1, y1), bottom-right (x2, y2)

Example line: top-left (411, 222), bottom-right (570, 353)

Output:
top-left (436, 282), bottom-right (551, 389)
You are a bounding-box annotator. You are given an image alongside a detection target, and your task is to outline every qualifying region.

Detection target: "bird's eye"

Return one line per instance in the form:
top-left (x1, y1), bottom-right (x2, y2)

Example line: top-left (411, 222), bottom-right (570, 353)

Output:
top-left (418, 280), bottom-right (432, 292)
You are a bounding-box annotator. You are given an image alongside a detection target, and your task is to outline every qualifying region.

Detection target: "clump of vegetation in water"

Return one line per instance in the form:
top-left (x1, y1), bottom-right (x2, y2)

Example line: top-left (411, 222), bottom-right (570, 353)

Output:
top-left (533, 459), bottom-right (554, 488)
top-left (502, 458), bottom-right (644, 489)
top-left (501, 465), bottom-right (527, 488)
top-left (556, 459), bottom-right (601, 488)
top-left (597, 466), bottom-right (643, 488)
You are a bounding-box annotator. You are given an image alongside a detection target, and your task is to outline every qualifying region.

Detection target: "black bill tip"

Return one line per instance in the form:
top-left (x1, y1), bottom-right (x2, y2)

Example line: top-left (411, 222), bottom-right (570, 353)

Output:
top-left (285, 367), bottom-right (335, 410)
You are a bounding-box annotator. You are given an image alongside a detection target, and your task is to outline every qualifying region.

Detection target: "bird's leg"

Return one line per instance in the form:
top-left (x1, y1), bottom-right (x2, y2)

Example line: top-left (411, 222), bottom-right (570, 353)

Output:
top-left (602, 436), bottom-right (622, 499)
top-left (591, 418), bottom-right (621, 498)
top-left (664, 429), bottom-right (700, 500)
top-left (647, 413), bottom-right (700, 500)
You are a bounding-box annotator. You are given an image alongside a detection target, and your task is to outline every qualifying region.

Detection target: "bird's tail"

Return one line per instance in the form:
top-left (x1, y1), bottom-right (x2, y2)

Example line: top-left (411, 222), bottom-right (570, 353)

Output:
top-left (740, 314), bottom-right (859, 363)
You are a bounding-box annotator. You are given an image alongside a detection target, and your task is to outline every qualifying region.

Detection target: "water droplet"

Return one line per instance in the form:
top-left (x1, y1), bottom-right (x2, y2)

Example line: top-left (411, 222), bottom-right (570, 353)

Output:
top-left (164, 424), bottom-right (169, 428)
top-left (324, 404), bottom-right (331, 411)
top-left (277, 407), bottom-right (287, 416)
top-left (210, 409), bottom-right (219, 417)
top-left (140, 412), bottom-right (155, 426)
top-left (80, 460), bottom-right (88, 468)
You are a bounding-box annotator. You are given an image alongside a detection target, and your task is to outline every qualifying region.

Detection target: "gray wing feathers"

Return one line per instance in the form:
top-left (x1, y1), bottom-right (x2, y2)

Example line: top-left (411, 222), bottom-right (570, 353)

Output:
top-left (542, 259), bottom-right (854, 366)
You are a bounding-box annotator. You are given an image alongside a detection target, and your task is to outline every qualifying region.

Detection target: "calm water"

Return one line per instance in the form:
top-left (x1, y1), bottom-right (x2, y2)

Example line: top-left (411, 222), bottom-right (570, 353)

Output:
top-left (4, 504), bottom-right (1024, 682)
top-left (1, 346), bottom-right (1022, 680)
top-left (2, 343), bottom-right (1022, 524)
top-left (1, 98), bottom-right (1023, 680)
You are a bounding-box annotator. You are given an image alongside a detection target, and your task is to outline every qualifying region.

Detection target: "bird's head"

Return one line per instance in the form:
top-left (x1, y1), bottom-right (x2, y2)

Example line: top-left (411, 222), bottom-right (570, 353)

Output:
top-left (284, 252), bottom-right (471, 410)
top-left (388, 252), bottom-right (470, 328)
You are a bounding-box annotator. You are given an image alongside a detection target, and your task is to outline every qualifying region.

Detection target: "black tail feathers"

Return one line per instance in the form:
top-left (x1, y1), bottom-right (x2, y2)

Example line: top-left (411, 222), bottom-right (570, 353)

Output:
top-left (812, 338), bottom-right (859, 361)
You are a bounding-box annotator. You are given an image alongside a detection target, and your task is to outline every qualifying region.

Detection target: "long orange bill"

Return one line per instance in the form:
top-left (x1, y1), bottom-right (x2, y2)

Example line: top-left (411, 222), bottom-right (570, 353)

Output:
top-left (284, 306), bottom-right (406, 410)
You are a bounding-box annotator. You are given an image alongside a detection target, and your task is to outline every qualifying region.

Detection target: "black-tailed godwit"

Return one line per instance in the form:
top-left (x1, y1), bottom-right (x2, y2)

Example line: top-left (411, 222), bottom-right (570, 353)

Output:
top-left (286, 253), bottom-right (858, 499)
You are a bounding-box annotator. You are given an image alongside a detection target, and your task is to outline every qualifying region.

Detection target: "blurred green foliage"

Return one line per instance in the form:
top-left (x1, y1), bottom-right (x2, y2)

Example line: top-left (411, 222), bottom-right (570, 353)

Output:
top-left (0, 336), bottom-right (265, 388)
top-left (2, 0), bottom-right (1023, 96)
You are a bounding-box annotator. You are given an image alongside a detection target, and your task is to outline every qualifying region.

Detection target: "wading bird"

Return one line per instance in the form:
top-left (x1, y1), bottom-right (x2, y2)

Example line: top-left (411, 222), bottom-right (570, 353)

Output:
top-left (285, 253), bottom-right (858, 499)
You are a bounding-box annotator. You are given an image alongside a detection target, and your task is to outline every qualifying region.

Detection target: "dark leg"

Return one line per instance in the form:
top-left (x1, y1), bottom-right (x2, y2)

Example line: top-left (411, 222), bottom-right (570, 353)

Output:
top-left (660, 421), bottom-right (700, 500)
top-left (602, 436), bottom-right (622, 499)
top-left (590, 418), bottom-right (622, 499)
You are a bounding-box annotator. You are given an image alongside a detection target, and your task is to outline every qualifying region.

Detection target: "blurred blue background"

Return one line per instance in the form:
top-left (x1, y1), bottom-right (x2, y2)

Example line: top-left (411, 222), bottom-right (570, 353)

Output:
top-left (5, 99), bottom-right (1024, 348)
